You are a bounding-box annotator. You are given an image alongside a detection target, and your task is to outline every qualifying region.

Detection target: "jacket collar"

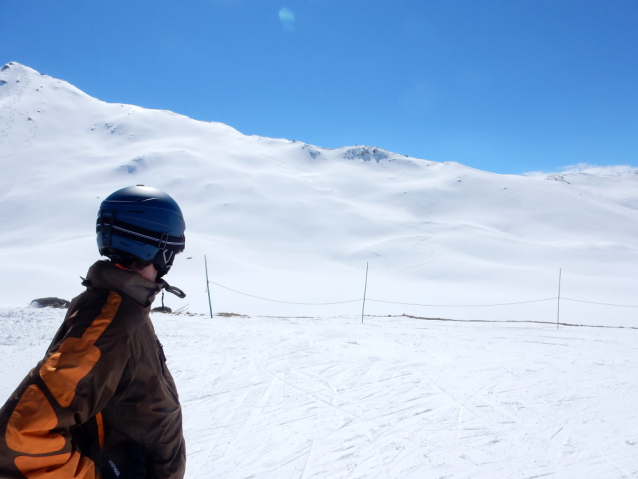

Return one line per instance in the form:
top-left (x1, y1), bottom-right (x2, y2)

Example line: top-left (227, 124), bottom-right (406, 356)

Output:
top-left (85, 260), bottom-right (164, 307)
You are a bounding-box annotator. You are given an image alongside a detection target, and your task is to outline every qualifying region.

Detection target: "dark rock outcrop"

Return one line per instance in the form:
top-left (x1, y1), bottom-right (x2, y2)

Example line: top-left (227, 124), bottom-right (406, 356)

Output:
top-left (30, 297), bottom-right (70, 309)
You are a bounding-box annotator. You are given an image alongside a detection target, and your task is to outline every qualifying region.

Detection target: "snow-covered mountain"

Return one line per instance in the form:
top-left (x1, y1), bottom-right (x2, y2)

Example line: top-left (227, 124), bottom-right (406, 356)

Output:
top-left (1, 62), bottom-right (638, 325)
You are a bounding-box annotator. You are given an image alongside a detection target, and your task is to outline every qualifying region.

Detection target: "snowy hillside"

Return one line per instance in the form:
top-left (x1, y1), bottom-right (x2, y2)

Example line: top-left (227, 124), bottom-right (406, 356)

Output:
top-left (1, 62), bottom-right (638, 325)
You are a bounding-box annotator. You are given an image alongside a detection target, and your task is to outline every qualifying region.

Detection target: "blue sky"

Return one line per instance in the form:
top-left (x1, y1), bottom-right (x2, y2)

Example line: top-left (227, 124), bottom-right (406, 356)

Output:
top-left (2, 0), bottom-right (637, 174)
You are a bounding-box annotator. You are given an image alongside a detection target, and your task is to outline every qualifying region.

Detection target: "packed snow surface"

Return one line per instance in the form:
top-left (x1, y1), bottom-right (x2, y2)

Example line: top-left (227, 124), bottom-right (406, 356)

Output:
top-left (1, 307), bottom-right (637, 478)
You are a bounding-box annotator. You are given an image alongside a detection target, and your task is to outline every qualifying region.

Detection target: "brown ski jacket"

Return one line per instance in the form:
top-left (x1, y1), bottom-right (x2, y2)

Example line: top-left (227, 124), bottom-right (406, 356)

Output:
top-left (0, 261), bottom-right (186, 479)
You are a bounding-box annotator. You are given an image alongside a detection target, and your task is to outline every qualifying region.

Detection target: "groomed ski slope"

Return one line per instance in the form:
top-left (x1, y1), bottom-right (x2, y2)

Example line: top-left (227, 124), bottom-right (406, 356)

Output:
top-left (1, 307), bottom-right (637, 478)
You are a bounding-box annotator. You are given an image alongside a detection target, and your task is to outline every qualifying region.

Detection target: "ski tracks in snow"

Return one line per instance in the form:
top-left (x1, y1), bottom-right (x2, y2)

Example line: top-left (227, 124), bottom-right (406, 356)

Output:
top-left (151, 315), bottom-right (638, 479)
top-left (1, 309), bottom-right (637, 478)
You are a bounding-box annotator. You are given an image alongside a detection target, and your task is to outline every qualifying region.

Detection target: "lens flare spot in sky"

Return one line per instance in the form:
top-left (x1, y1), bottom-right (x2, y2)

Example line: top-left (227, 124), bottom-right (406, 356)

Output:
top-left (278, 7), bottom-right (296, 33)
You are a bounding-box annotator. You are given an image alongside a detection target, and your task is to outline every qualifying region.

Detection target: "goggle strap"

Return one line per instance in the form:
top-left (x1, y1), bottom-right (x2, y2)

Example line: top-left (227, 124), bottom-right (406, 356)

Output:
top-left (97, 216), bottom-right (185, 252)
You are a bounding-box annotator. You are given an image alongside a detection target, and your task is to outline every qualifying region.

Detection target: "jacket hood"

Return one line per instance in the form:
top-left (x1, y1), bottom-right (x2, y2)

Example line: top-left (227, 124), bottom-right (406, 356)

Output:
top-left (85, 260), bottom-right (164, 307)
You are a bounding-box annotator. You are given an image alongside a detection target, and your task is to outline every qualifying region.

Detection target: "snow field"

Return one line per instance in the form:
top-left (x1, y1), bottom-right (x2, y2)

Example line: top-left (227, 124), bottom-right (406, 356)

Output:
top-left (2, 63), bottom-right (638, 326)
top-left (3, 307), bottom-right (637, 478)
top-left (165, 314), bottom-right (638, 478)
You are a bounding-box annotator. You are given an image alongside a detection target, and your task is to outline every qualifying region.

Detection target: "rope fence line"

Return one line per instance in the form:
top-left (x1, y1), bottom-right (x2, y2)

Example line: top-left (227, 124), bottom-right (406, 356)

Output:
top-left (207, 280), bottom-right (362, 305)
top-left (208, 280), bottom-right (638, 309)
top-left (562, 297), bottom-right (638, 308)
top-left (367, 298), bottom-right (557, 308)
top-left (402, 314), bottom-right (638, 330)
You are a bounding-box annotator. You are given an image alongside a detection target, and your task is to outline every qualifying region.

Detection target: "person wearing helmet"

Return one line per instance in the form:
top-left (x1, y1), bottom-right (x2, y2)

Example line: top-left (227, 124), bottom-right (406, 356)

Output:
top-left (0, 186), bottom-right (187, 479)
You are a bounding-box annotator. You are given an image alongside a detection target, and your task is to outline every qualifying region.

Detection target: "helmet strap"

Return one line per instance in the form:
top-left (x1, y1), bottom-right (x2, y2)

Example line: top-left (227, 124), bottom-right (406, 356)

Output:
top-left (163, 281), bottom-right (186, 298)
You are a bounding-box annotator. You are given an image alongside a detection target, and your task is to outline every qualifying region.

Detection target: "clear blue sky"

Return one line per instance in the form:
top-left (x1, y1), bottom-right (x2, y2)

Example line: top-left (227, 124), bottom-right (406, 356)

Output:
top-left (2, 0), bottom-right (637, 173)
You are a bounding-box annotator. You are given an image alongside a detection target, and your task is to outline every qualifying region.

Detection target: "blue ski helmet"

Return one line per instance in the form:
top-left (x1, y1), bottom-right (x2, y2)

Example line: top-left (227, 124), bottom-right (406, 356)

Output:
top-left (97, 185), bottom-right (186, 276)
